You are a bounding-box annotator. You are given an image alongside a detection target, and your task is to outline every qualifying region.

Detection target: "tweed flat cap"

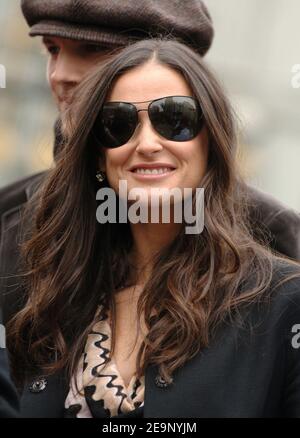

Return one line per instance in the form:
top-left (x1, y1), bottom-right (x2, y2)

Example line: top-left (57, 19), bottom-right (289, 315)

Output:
top-left (21, 0), bottom-right (214, 56)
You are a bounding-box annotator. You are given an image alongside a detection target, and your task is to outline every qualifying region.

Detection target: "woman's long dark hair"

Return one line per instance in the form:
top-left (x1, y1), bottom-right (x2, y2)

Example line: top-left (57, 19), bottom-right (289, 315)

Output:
top-left (7, 38), bottom-right (300, 388)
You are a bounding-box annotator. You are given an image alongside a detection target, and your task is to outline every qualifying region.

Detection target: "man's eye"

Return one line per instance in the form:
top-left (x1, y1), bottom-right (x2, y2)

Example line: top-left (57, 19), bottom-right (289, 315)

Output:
top-left (47, 46), bottom-right (60, 55)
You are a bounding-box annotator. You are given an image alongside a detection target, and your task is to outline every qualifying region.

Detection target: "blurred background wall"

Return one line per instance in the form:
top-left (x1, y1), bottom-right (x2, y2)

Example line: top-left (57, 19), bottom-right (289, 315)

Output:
top-left (0, 0), bottom-right (56, 185)
top-left (0, 0), bottom-right (299, 210)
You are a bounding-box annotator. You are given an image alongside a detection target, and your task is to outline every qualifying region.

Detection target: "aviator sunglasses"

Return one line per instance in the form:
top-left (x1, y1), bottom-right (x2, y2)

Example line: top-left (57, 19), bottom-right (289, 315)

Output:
top-left (95, 95), bottom-right (205, 148)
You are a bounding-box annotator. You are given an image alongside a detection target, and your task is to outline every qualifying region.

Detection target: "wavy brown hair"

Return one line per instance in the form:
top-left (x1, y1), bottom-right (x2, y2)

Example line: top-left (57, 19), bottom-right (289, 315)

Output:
top-left (7, 38), bottom-right (300, 389)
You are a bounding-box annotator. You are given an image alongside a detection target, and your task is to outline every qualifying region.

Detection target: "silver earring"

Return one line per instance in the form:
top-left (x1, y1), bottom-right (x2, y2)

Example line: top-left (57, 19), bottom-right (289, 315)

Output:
top-left (96, 170), bottom-right (106, 182)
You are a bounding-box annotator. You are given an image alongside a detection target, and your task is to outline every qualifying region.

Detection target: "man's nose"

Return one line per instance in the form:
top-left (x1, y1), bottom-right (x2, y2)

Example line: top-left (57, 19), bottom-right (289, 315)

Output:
top-left (50, 52), bottom-right (83, 86)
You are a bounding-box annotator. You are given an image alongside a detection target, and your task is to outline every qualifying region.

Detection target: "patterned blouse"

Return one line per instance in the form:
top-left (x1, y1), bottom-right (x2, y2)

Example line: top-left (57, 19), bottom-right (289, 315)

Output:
top-left (64, 302), bottom-right (145, 418)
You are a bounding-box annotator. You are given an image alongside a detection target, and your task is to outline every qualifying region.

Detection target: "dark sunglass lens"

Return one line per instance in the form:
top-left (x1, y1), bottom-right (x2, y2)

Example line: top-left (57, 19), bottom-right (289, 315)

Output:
top-left (97, 103), bottom-right (137, 148)
top-left (149, 96), bottom-right (203, 141)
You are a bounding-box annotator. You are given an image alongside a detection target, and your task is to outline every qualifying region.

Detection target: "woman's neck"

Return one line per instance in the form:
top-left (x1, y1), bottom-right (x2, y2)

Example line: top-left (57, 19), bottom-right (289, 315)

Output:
top-left (129, 221), bottom-right (182, 283)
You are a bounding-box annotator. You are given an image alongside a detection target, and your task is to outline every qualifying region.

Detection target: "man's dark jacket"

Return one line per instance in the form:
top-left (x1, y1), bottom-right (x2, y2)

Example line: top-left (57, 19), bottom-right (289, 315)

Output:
top-left (0, 309), bottom-right (20, 418)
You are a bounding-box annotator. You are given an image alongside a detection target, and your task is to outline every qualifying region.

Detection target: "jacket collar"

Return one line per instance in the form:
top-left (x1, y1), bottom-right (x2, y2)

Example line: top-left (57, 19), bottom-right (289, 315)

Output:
top-left (25, 172), bottom-right (47, 202)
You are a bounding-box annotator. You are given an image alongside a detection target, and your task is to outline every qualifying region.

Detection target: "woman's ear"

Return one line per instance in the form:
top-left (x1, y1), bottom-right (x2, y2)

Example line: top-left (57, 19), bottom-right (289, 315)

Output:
top-left (98, 157), bottom-right (106, 173)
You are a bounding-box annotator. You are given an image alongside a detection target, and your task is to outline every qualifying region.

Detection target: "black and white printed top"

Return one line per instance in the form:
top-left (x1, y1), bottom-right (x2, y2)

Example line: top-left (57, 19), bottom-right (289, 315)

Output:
top-left (64, 303), bottom-right (145, 418)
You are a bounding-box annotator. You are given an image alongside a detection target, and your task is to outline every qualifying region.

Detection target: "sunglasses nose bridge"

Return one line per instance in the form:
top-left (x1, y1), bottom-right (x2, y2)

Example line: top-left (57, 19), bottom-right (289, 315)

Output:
top-left (136, 108), bottom-right (149, 117)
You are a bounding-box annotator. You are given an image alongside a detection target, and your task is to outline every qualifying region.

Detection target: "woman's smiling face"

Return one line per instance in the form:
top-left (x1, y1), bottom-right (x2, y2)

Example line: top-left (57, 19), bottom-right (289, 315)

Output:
top-left (98, 60), bottom-right (209, 199)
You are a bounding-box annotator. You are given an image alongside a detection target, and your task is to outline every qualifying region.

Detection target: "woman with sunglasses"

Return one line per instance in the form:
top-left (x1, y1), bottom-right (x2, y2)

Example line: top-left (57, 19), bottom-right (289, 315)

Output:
top-left (6, 38), bottom-right (300, 418)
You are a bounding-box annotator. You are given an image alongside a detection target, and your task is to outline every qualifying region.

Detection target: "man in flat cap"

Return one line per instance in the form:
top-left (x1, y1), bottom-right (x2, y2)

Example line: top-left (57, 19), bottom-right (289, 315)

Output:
top-left (0, 0), bottom-right (299, 332)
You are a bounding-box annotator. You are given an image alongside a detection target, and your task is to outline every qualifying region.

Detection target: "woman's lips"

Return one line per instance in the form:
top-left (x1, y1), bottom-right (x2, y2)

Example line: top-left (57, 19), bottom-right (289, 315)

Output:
top-left (129, 168), bottom-right (176, 179)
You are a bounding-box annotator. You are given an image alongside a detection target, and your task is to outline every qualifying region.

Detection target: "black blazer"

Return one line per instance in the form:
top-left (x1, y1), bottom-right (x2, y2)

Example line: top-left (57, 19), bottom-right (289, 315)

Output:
top-left (17, 262), bottom-right (300, 418)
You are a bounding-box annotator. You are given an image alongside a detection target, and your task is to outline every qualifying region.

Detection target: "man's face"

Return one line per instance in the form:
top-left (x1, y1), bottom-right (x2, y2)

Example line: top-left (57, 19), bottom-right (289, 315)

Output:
top-left (42, 36), bottom-right (112, 112)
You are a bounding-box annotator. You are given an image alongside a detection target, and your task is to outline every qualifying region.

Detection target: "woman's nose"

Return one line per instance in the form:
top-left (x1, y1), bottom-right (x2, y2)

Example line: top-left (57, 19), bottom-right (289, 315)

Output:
top-left (134, 113), bottom-right (164, 154)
